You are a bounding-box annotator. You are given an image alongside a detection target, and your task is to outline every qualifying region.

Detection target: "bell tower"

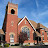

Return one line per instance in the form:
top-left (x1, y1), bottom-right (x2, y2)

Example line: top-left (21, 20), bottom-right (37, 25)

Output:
top-left (5, 2), bottom-right (18, 44)
top-left (7, 2), bottom-right (18, 15)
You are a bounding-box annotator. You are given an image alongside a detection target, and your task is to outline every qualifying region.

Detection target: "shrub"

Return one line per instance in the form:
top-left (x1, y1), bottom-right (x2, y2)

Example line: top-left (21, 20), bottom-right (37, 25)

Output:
top-left (11, 45), bottom-right (15, 46)
top-left (25, 44), bottom-right (29, 46)
top-left (15, 44), bottom-right (19, 46)
top-left (4, 44), bottom-right (9, 47)
top-left (0, 45), bottom-right (2, 47)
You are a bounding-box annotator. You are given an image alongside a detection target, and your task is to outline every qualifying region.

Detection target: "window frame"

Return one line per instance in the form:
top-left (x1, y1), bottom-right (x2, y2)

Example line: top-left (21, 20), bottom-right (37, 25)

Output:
top-left (11, 9), bottom-right (15, 14)
top-left (22, 27), bottom-right (30, 40)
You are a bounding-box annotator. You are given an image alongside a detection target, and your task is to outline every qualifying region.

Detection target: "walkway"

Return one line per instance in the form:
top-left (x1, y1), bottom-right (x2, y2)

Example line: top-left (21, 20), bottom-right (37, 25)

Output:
top-left (10, 46), bottom-right (48, 48)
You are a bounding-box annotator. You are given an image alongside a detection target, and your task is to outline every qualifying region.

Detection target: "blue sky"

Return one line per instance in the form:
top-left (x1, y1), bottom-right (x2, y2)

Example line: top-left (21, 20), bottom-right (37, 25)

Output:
top-left (0, 0), bottom-right (48, 29)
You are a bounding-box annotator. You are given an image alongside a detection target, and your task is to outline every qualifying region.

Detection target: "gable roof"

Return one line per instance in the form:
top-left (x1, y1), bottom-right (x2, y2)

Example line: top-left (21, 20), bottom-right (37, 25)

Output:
top-left (29, 20), bottom-right (37, 29)
top-left (18, 18), bottom-right (47, 29)
top-left (40, 24), bottom-right (46, 28)
top-left (18, 16), bottom-right (36, 31)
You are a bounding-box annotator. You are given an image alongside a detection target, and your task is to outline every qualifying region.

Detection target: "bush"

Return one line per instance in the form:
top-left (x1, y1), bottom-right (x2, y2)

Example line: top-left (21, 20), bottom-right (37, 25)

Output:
top-left (11, 45), bottom-right (15, 46)
top-left (4, 44), bottom-right (9, 47)
top-left (15, 44), bottom-right (19, 46)
top-left (0, 45), bottom-right (2, 47)
top-left (25, 44), bottom-right (30, 46)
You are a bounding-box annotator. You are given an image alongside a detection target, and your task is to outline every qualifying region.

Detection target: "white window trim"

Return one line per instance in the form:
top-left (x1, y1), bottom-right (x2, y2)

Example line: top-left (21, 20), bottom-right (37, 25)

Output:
top-left (10, 39), bottom-right (14, 42)
top-left (10, 38), bottom-right (14, 39)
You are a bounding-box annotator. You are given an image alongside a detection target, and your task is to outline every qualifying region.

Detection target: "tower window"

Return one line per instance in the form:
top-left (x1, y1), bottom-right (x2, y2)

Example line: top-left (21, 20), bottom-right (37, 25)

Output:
top-left (11, 9), bottom-right (15, 14)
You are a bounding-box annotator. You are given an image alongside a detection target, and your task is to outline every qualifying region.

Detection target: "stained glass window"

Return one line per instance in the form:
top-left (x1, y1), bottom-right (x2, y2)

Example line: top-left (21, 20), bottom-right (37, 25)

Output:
top-left (22, 27), bottom-right (30, 40)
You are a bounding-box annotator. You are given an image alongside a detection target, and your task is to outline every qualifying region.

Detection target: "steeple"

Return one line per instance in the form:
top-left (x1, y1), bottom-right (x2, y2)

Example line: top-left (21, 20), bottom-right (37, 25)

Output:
top-left (4, 2), bottom-right (18, 45)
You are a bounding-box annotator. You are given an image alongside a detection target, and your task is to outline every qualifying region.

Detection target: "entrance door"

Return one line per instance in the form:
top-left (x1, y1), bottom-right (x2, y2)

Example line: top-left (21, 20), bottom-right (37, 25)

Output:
top-left (10, 34), bottom-right (14, 42)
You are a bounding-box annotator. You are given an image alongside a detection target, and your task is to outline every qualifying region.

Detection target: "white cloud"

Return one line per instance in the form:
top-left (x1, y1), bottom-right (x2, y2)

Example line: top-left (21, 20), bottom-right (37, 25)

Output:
top-left (38, 10), bottom-right (48, 16)
top-left (35, 0), bottom-right (39, 8)
top-left (31, 9), bottom-right (48, 23)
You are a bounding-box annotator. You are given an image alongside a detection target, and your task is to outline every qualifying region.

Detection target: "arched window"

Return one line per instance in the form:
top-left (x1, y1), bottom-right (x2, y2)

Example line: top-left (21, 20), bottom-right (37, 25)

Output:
top-left (10, 34), bottom-right (14, 38)
top-left (11, 9), bottom-right (15, 14)
top-left (22, 27), bottom-right (30, 40)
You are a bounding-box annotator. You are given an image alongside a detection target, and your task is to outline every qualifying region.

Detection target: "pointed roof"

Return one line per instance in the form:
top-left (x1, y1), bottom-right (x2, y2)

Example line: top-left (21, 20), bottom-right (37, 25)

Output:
top-left (18, 16), bottom-right (36, 31)
top-left (18, 18), bottom-right (37, 29)
top-left (18, 18), bottom-right (47, 29)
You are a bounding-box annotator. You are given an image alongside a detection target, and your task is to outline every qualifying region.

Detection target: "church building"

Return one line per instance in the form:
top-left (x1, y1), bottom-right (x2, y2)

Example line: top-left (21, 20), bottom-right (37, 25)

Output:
top-left (0, 2), bottom-right (48, 45)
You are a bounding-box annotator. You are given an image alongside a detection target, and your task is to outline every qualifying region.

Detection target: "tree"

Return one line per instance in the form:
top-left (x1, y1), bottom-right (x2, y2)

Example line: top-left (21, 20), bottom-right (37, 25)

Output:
top-left (19, 32), bottom-right (28, 45)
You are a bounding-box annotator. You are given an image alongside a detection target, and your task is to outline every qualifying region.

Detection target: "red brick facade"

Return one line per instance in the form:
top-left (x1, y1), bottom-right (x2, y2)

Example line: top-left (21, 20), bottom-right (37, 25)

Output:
top-left (5, 2), bottom-right (18, 44)
top-left (40, 29), bottom-right (48, 44)
top-left (2, 2), bottom-right (48, 45)
top-left (18, 18), bottom-right (34, 43)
